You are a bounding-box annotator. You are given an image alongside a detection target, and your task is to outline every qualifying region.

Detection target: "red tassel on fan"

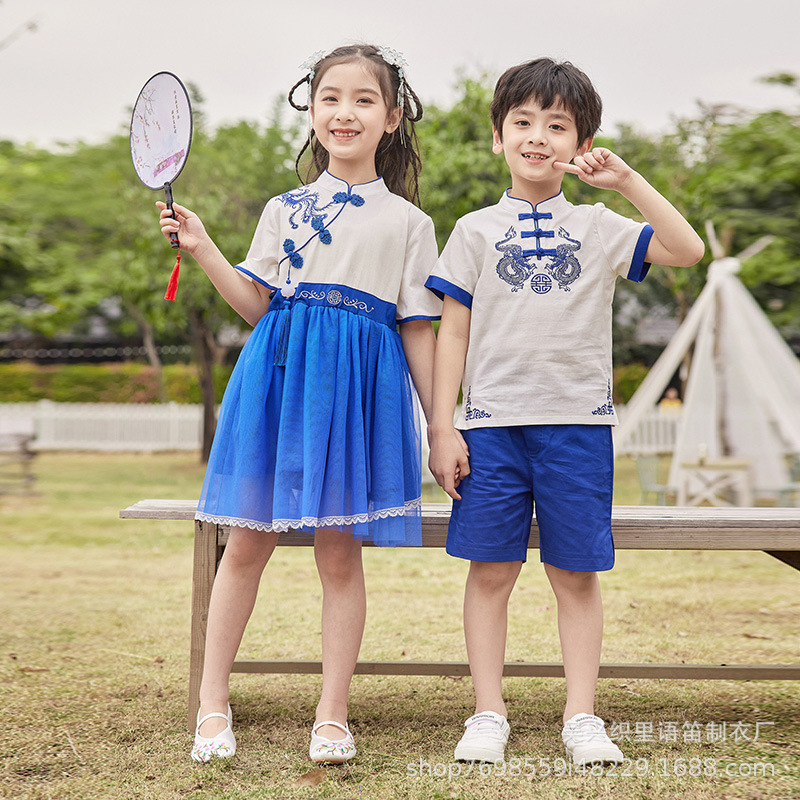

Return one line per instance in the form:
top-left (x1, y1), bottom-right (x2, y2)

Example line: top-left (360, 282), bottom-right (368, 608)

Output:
top-left (164, 247), bottom-right (181, 301)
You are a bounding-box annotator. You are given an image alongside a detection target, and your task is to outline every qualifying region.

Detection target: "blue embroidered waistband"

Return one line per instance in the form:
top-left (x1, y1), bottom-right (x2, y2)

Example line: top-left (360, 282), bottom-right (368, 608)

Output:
top-left (269, 282), bottom-right (396, 328)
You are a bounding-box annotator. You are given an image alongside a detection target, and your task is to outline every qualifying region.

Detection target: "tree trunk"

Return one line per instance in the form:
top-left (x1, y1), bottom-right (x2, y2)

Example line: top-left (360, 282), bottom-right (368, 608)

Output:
top-left (126, 302), bottom-right (166, 403)
top-left (188, 306), bottom-right (217, 463)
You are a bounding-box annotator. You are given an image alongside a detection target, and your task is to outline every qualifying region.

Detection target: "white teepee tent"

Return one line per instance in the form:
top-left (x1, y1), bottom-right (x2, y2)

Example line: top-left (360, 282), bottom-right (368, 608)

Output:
top-left (615, 231), bottom-right (800, 502)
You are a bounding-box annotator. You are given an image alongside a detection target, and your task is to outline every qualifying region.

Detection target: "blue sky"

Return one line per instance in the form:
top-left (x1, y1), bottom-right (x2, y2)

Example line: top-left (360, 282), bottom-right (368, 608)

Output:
top-left (2, 0), bottom-right (799, 147)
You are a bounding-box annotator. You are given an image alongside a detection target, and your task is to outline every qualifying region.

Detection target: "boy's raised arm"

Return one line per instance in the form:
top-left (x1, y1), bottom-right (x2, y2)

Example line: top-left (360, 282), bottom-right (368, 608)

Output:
top-left (555, 148), bottom-right (705, 268)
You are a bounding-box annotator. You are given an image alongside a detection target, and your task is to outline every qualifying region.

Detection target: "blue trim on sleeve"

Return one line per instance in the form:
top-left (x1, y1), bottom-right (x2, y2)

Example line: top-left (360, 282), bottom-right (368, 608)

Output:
top-left (425, 275), bottom-right (473, 309)
top-left (234, 264), bottom-right (276, 289)
top-left (397, 314), bottom-right (441, 324)
top-left (627, 225), bottom-right (654, 282)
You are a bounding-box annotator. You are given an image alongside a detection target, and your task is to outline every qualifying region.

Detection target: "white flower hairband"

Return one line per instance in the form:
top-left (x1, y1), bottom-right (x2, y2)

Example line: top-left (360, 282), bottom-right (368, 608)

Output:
top-left (299, 46), bottom-right (409, 114)
top-left (299, 50), bottom-right (327, 84)
top-left (375, 46), bottom-right (409, 113)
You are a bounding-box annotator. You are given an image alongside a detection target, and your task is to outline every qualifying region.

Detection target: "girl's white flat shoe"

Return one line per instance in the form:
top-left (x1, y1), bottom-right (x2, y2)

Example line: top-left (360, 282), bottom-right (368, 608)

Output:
top-left (191, 704), bottom-right (236, 763)
top-left (309, 720), bottom-right (356, 763)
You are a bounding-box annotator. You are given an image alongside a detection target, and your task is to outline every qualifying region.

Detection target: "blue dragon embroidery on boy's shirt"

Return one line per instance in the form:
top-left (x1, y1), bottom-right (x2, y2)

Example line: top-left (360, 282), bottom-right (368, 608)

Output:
top-left (496, 226), bottom-right (583, 294)
top-left (495, 226), bottom-right (535, 292)
top-left (591, 381), bottom-right (615, 416)
top-left (464, 387), bottom-right (492, 421)
top-left (546, 227), bottom-right (582, 291)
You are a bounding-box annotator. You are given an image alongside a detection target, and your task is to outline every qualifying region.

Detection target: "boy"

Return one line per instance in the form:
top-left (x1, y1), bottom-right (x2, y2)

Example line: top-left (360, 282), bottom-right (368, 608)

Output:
top-left (426, 58), bottom-right (703, 765)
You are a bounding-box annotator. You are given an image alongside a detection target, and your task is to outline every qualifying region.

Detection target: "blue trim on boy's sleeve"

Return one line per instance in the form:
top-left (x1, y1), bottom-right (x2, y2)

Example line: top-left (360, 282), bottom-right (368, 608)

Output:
top-left (424, 275), bottom-right (473, 309)
top-left (397, 314), bottom-right (442, 323)
top-left (234, 264), bottom-right (276, 289)
top-left (627, 225), bottom-right (655, 282)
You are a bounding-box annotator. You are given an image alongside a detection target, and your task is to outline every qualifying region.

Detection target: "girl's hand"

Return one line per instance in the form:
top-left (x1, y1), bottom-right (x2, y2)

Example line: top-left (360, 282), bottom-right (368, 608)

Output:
top-left (156, 201), bottom-right (208, 255)
top-left (554, 147), bottom-right (634, 192)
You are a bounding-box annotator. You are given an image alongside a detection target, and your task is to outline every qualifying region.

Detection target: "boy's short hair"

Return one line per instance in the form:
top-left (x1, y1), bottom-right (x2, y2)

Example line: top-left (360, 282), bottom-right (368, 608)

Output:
top-left (490, 58), bottom-right (602, 146)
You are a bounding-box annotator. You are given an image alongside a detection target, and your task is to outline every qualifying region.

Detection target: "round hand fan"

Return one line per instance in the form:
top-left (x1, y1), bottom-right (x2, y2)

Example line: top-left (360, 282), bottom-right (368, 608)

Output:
top-left (130, 71), bottom-right (193, 300)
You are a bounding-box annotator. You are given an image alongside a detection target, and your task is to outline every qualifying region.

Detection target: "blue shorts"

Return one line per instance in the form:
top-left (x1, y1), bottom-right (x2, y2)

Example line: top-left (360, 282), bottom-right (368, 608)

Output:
top-left (446, 425), bottom-right (614, 571)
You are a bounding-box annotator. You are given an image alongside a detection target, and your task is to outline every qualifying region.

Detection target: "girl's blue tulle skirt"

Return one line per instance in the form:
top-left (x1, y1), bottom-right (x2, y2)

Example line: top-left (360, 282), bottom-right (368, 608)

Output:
top-left (196, 300), bottom-right (423, 547)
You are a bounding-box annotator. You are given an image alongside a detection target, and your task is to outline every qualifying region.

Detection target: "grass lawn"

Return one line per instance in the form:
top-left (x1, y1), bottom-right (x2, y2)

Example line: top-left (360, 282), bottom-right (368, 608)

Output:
top-left (1, 452), bottom-right (798, 799)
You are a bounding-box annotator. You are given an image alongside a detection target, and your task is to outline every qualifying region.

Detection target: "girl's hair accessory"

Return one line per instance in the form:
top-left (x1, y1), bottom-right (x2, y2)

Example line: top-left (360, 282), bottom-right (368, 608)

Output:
top-left (299, 50), bottom-right (328, 113)
top-left (375, 46), bottom-right (408, 113)
top-left (299, 50), bottom-right (328, 85)
top-left (296, 45), bottom-right (409, 113)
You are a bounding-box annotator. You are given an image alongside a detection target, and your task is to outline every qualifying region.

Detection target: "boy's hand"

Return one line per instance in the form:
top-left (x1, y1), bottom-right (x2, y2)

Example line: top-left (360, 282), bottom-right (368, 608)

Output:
top-left (429, 428), bottom-right (470, 501)
top-left (554, 147), bottom-right (634, 192)
top-left (157, 201), bottom-right (208, 256)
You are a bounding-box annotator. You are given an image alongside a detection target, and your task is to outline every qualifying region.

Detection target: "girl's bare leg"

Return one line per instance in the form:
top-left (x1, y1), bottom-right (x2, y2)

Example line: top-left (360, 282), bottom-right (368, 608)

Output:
top-left (313, 529), bottom-right (365, 740)
top-left (196, 525), bottom-right (279, 736)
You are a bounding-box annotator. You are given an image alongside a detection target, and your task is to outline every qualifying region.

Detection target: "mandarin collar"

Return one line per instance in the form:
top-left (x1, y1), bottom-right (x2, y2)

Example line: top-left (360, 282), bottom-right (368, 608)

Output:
top-left (499, 188), bottom-right (571, 216)
top-left (317, 170), bottom-right (388, 197)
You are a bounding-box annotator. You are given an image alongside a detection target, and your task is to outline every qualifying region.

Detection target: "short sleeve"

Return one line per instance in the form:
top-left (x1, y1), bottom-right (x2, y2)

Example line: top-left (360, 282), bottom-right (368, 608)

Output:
top-left (425, 219), bottom-right (479, 309)
top-left (594, 204), bottom-right (654, 283)
top-left (396, 214), bottom-right (442, 322)
top-left (234, 198), bottom-right (281, 288)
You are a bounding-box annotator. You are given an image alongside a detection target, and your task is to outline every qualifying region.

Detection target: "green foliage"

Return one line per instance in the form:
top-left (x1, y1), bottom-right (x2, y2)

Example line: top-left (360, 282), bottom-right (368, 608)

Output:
top-left (693, 109), bottom-right (800, 333)
top-left (613, 362), bottom-right (650, 403)
top-left (417, 76), bottom-right (508, 248)
top-left (0, 101), bottom-right (300, 346)
top-left (0, 361), bottom-right (233, 403)
top-left (2, 73), bottom-right (799, 374)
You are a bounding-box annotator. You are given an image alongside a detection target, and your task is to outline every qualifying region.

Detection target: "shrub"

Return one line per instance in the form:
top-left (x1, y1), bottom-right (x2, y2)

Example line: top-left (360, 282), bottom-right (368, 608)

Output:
top-left (0, 362), bottom-right (233, 404)
top-left (613, 362), bottom-right (649, 404)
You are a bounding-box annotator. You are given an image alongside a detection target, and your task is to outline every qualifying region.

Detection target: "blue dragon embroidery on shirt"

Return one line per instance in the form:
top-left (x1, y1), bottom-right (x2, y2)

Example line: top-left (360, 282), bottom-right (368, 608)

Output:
top-left (464, 387), bottom-right (492, 421)
top-left (591, 381), bottom-right (615, 416)
top-left (546, 227), bottom-right (582, 291)
top-left (277, 186), bottom-right (365, 296)
top-left (496, 225), bottom-right (583, 294)
top-left (495, 227), bottom-right (535, 292)
top-left (278, 188), bottom-right (337, 230)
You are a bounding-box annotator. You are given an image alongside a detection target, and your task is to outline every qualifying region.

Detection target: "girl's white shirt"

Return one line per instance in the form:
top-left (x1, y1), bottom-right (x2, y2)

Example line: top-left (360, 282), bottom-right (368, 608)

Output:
top-left (236, 171), bottom-right (441, 323)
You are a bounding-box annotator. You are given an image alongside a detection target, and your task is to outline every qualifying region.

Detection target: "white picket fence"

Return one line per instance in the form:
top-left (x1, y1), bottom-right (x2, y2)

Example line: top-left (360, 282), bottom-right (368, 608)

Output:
top-left (0, 401), bottom-right (203, 451)
top-left (0, 401), bottom-right (682, 457)
top-left (614, 406), bottom-right (682, 456)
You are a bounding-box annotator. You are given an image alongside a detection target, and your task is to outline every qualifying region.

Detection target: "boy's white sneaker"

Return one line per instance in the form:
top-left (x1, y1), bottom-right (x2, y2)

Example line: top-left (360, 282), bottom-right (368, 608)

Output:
top-left (561, 713), bottom-right (624, 765)
top-left (454, 711), bottom-right (510, 762)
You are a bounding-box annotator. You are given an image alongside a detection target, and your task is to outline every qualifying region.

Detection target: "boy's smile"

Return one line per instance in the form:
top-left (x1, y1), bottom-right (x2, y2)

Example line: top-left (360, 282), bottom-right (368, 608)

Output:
top-left (493, 99), bottom-right (591, 204)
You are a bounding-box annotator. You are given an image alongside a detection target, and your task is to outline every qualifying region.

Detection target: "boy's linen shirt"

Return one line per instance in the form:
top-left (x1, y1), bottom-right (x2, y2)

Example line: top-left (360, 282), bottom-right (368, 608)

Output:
top-left (426, 189), bottom-right (653, 428)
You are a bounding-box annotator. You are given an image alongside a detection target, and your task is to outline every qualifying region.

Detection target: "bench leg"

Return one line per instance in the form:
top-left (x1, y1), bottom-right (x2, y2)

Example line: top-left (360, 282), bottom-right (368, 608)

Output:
top-left (765, 550), bottom-right (800, 571)
top-left (189, 519), bottom-right (220, 732)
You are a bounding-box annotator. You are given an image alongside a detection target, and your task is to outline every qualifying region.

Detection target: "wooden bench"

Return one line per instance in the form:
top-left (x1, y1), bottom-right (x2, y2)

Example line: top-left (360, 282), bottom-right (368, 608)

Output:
top-left (0, 433), bottom-right (36, 494)
top-left (120, 501), bottom-right (800, 730)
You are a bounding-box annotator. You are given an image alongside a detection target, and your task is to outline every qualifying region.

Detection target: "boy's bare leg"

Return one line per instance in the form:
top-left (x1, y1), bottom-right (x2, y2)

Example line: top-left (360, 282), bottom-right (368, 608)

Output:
top-left (313, 530), bottom-right (366, 741)
top-left (198, 526), bottom-right (279, 737)
top-left (544, 563), bottom-right (603, 723)
top-left (463, 560), bottom-right (523, 717)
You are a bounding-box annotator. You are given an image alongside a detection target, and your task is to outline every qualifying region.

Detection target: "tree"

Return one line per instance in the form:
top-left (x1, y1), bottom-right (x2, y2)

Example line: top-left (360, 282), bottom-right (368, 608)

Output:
top-left (152, 106), bottom-right (300, 459)
top-left (691, 106), bottom-right (800, 334)
top-left (417, 75), bottom-right (508, 248)
top-left (2, 98), bottom-right (301, 461)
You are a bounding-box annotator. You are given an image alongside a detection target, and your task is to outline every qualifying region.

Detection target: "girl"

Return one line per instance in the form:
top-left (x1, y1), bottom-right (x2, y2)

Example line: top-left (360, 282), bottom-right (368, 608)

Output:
top-left (158, 44), bottom-right (440, 763)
